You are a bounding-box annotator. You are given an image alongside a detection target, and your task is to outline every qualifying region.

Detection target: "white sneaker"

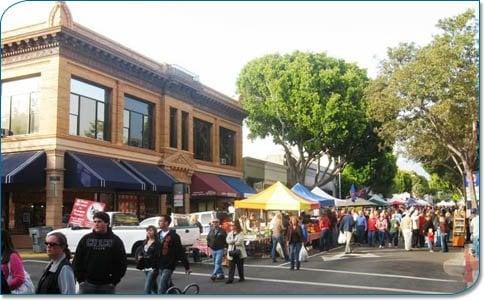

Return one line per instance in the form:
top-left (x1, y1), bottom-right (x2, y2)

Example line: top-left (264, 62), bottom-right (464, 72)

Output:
top-left (379, 245), bottom-right (383, 249)
top-left (430, 250), bottom-right (434, 252)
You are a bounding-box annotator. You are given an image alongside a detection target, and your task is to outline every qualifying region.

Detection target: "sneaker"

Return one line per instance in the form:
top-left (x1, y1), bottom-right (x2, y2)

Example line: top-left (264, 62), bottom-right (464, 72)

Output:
top-left (210, 275), bottom-right (216, 281)
top-left (217, 275), bottom-right (225, 280)
top-left (238, 278), bottom-right (245, 282)
top-left (379, 245), bottom-right (383, 249)
top-left (225, 280), bottom-right (233, 284)
top-left (430, 250), bottom-right (434, 252)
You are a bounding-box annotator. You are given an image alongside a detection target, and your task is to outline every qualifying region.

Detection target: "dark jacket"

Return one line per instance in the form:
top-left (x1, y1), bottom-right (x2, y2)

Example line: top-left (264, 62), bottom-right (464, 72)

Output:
top-left (36, 257), bottom-right (72, 294)
top-left (339, 214), bottom-right (355, 232)
top-left (286, 225), bottom-right (304, 244)
top-left (158, 229), bottom-right (190, 271)
top-left (73, 229), bottom-right (127, 285)
top-left (207, 227), bottom-right (227, 250)
top-left (1, 270), bottom-right (10, 294)
top-left (422, 220), bottom-right (435, 234)
top-left (141, 240), bottom-right (162, 269)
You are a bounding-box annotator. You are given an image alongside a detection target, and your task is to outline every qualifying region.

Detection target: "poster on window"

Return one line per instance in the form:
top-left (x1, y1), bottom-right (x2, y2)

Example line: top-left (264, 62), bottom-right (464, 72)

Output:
top-left (68, 198), bottom-right (106, 227)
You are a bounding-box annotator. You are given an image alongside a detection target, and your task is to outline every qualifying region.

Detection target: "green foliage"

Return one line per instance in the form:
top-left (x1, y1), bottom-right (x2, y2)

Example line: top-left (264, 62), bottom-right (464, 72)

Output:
top-left (342, 151), bottom-right (397, 197)
top-left (393, 170), bottom-right (413, 193)
top-left (410, 173), bottom-right (430, 198)
top-left (237, 51), bottom-right (378, 186)
top-left (366, 10), bottom-right (478, 206)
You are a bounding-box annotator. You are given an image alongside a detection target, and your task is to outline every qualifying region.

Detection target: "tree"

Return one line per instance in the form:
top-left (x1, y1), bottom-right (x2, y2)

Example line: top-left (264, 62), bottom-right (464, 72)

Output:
top-left (393, 170), bottom-right (413, 194)
top-left (410, 173), bottom-right (430, 198)
top-left (237, 51), bottom-right (377, 187)
top-left (366, 10), bottom-right (478, 208)
top-left (341, 151), bottom-right (397, 197)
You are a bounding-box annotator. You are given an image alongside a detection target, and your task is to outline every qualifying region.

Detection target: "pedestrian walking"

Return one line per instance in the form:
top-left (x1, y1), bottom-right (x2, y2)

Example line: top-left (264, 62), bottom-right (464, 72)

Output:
top-left (189, 215), bottom-right (203, 262)
top-left (367, 212), bottom-right (378, 247)
top-left (225, 220), bottom-right (247, 284)
top-left (136, 225), bottom-right (161, 294)
top-left (438, 215), bottom-right (449, 252)
top-left (376, 212), bottom-right (388, 248)
top-left (270, 212), bottom-right (289, 262)
top-left (207, 218), bottom-right (227, 281)
top-left (470, 209), bottom-right (479, 258)
top-left (400, 212), bottom-right (413, 251)
top-left (36, 232), bottom-right (76, 294)
top-left (73, 211), bottom-right (127, 294)
top-left (339, 209), bottom-right (355, 254)
top-left (318, 212), bottom-right (331, 251)
top-left (287, 216), bottom-right (304, 270)
top-left (427, 228), bottom-right (435, 252)
top-left (389, 214), bottom-right (400, 247)
top-left (1, 230), bottom-right (34, 294)
top-left (355, 211), bottom-right (367, 245)
top-left (156, 215), bottom-right (191, 294)
top-left (411, 209), bottom-right (420, 248)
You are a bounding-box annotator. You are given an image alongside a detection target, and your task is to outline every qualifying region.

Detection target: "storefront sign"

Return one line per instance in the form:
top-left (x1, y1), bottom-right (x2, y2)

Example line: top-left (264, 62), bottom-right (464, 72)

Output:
top-left (68, 198), bottom-right (106, 227)
top-left (173, 183), bottom-right (185, 207)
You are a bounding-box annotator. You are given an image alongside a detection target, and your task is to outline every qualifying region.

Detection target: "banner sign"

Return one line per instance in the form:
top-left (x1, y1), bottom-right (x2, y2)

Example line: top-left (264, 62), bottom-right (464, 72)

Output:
top-left (68, 198), bottom-right (106, 227)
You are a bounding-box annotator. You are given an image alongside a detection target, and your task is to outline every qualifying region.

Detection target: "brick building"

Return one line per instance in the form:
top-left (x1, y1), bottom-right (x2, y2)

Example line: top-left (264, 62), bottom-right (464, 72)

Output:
top-left (1, 2), bottom-right (253, 237)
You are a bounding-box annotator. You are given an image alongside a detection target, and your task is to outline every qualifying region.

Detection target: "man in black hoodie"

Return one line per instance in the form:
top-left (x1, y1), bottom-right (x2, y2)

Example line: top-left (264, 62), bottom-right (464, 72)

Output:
top-left (157, 214), bottom-right (191, 294)
top-left (73, 211), bottom-right (127, 294)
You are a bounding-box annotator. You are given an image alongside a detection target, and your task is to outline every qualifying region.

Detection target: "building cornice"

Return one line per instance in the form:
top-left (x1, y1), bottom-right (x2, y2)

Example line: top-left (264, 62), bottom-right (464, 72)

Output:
top-left (2, 27), bottom-right (247, 124)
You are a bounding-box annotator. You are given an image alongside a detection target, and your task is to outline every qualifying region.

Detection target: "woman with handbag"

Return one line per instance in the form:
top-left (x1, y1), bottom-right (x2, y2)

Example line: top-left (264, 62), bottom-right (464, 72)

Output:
top-left (137, 225), bottom-right (161, 294)
top-left (1, 230), bottom-right (34, 294)
top-left (287, 216), bottom-right (304, 270)
top-left (225, 220), bottom-right (247, 284)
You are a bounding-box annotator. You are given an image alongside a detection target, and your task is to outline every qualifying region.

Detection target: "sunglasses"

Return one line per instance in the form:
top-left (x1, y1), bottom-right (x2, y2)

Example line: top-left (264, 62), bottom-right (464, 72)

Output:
top-left (44, 242), bottom-right (60, 247)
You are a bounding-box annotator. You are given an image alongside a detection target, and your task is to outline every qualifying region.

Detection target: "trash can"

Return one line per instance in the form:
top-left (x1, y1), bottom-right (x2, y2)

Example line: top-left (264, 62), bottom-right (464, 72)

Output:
top-left (28, 226), bottom-right (53, 253)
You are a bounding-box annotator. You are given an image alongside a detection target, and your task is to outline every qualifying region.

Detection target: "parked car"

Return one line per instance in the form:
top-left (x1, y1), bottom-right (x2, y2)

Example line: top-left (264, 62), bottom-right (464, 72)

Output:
top-left (48, 212), bottom-right (200, 258)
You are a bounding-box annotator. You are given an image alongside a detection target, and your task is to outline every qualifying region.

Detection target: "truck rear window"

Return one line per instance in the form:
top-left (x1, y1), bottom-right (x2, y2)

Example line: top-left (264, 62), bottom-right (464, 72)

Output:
top-left (112, 213), bottom-right (139, 226)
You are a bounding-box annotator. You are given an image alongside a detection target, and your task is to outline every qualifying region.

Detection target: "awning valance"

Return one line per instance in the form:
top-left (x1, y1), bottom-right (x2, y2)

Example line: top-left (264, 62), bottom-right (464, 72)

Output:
top-left (121, 160), bottom-right (176, 192)
top-left (191, 172), bottom-right (238, 197)
top-left (219, 175), bottom-right (256, 197)
top-left (64, 152), bottom-right (145, 190)
top-left (1, 151), bottom-right (45, 186)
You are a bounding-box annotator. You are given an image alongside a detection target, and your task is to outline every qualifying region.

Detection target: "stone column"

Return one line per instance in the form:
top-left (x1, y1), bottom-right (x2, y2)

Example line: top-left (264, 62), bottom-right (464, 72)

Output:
top-left (160, 194), bottom-right (167, 215)
top-left (45, 150), bottom-right (65, 229)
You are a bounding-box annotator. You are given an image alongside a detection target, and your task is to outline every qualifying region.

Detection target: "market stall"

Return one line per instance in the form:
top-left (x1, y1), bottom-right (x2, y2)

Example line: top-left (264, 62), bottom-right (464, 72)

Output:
top-left (234, 181), bottom-right (320, 256)
top-left (336, 198), bottom-right (379, 207)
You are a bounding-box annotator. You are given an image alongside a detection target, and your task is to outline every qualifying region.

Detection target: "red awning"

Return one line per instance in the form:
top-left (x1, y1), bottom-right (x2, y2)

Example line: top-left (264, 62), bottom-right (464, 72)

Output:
top-left (191, 172), bottom-right (239, 197)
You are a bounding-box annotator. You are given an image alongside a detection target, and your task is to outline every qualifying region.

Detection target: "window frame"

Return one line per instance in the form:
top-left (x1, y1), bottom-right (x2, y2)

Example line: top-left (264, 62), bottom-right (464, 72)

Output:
top-left (193, 117), bottom-right (212, 162)
top-left (169, 107), bottom-right (178, 149)
top-left (123, 95), bottom-right (154, 149)
top-left (219, 126), bottom-right (236, 166)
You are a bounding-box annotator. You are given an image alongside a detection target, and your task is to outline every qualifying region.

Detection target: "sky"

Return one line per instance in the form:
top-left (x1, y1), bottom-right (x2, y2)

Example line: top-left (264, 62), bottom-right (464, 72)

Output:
top-left (1, 0), bottom-right (478, 179)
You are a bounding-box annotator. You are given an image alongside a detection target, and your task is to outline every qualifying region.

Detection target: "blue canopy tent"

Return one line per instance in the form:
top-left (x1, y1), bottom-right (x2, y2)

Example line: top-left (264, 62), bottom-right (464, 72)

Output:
top-left (291, 183), bottom-right (335, 207)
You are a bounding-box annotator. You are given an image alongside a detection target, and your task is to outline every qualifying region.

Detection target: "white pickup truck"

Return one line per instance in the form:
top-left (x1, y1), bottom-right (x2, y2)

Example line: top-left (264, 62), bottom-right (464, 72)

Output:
top-left (48, 212), bottom-right (200, 258)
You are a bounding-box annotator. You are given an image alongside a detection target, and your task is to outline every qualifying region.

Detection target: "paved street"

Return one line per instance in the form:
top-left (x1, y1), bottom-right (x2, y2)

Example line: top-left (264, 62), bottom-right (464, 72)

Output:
top-left (24, 245), bottom-right (467, 295)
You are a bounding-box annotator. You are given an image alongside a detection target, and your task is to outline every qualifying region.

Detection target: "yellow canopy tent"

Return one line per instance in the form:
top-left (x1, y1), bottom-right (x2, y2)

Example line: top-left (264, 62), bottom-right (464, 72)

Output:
top-left (234, 181), bottom-right (320, 211)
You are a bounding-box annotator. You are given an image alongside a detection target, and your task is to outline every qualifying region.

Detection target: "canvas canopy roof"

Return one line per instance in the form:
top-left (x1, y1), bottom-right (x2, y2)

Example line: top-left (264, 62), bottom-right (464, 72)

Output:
top-left (234, 181), bottom-right (320, 211)
top-left (368, 194), bottom-right (389, 206)
top-left (291, 183), bottom-right (335, 207)
top-left (311, 187), bottom-right (346, 206)
top-left (336, 198), bottom-right (379, 207)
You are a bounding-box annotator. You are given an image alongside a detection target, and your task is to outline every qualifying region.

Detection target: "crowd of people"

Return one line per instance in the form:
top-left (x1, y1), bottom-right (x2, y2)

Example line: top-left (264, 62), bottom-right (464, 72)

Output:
top-left (0, 205), bottom-right (479, 295)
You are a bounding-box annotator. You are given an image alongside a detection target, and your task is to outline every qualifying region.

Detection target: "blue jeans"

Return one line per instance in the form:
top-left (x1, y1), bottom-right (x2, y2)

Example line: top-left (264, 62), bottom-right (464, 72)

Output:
top-left (212, 249), bottom-right (225, 277)
top-left (157, 268), bottom-right (173, 294)
top-left (368, 231), bottom-right (376, 247)
top-left (356, 226), bottom-right (366, 244)
top-left (79, 282), bottom-right (115, 294)
top-left (440, 233), bottom-right (448, 252)
top-left (144, 269), bottom-right (158, 294)
top-left (289, 242), bottom-right (302, 269)
top-left (319, 230), bottom-right (330, 251)
top-left (378, 231), bottom-right (386, 246)
top-left (271, 236), bottom-right (288, 260)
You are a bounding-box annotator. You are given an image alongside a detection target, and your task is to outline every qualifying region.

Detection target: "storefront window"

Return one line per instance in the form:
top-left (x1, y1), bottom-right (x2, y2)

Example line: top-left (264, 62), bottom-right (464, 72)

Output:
top-left (219, 127), bottom-right (236, 166)
top-left (193, 118), bottom-right (212, 161)
top-left (69, 78), bottom-right (109, 140)
top-left (170, 107), bottom-right (178, 148)
top-left (118, 194), bottom-right (159, 221)
top-left (123, 96), bottom-right (153, 149)
top-left (181, 111), bottom-right (189, 151)
top-left (1, 76), bottom-right (40, 136)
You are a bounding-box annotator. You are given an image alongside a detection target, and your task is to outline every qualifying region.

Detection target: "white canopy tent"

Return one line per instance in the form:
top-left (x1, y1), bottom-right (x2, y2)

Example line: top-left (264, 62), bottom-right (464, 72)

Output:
top-left (311, 187), bottom-right (346, 206)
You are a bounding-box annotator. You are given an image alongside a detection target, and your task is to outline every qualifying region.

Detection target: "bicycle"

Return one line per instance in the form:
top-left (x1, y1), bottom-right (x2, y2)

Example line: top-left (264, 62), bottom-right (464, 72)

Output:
top-left (166, 283), bottom-right (200, 294)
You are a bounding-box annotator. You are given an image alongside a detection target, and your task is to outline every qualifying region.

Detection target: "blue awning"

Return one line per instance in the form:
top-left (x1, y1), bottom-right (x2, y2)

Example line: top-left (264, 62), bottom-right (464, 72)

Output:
top-left (64, 152), bottom-right (146, 190)
top-left (121, 160), bottom-right (176, 192)
top-left (219, 175), bottom-right (256, 197)
top-left (1, 151), bottom-right (46, 186)
top-left (291, 183), bottom-right (335, 207)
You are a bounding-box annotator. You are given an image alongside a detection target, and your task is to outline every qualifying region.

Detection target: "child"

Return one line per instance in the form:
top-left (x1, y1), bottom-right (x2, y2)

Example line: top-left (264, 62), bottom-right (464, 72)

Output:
top-left (427, 228), bottom-right (434, 252)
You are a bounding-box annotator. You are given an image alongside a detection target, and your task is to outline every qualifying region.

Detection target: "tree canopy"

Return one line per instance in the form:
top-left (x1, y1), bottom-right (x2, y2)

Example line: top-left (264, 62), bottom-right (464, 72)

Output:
top-left (237, 51), bottom-right (384, 187)
top-left (366, 10), bottom-right (478, 207)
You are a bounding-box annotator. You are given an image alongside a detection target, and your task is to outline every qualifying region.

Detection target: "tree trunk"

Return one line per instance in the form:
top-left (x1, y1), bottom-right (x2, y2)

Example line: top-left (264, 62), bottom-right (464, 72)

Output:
top-left (463, 164), bottom-right (477, 209)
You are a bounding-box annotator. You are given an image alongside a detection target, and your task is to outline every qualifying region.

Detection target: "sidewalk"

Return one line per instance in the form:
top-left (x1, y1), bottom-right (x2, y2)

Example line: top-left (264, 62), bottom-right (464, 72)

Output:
top-left (463, 243), bottom-right (479, 287)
